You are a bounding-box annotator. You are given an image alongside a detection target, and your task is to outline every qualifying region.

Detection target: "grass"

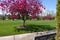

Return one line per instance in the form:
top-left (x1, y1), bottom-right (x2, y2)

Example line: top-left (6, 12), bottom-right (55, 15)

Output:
top-left (0, 19), bottom-right (56, 36)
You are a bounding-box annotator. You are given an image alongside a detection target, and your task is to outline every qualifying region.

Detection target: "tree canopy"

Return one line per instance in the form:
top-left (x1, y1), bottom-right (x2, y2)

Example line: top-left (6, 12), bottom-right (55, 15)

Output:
top-left (0, 0), bottom-right (45, 16)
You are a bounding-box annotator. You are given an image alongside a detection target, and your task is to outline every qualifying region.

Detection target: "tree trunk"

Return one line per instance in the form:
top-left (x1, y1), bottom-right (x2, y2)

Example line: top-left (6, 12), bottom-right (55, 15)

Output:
top-left (22, 15), bottom-right (26, 27)
top-left (23, 19), bottom-right (25, 27)
top-left (56, 0), bottom-right (60, 40)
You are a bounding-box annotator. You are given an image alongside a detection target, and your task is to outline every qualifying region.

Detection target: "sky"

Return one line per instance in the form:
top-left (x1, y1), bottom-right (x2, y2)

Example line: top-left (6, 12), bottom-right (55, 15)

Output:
top-left (41, 0), bottom-right (56, 13)
top-left (0, 0), bottom-right (56, 15)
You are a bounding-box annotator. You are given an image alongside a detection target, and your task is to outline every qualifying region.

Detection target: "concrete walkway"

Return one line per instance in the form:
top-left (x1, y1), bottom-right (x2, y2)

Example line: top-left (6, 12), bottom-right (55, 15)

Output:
top-left (0, 30), bottom-right (56, 40)
top-left (0, 33), bottom-right (36, 40)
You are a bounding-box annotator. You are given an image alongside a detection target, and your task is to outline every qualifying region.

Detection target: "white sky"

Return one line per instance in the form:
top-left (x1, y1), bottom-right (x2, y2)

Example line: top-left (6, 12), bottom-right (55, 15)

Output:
top-left (0, 9), bottom-right (2, 14)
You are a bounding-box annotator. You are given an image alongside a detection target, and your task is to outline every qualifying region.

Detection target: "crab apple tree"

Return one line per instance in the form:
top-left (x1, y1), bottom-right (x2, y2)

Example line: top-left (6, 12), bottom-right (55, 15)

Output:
top-left (0, 0), bottom-right (45, 27)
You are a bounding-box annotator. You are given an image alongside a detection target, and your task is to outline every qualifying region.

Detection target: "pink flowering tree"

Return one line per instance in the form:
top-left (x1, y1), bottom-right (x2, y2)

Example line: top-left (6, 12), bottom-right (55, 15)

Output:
top-left (0, 0), bottom-right (45, 27)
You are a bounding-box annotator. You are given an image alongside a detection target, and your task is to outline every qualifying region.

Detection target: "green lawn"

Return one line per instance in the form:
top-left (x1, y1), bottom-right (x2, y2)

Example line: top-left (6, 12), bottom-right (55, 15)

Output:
top-left (0, 20), bottom-right (56, 36)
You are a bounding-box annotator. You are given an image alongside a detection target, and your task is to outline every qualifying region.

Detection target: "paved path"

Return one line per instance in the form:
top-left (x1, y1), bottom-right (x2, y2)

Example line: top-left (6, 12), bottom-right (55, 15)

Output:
top-left (0, 30), bottom-right (56, 40)
top-left (0, 33), bottom-right (36, 40)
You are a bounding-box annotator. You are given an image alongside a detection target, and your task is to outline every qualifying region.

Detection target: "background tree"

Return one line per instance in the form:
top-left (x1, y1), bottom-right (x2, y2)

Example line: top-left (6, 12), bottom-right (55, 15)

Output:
top-left (0, 0), bottom-right (45, 27)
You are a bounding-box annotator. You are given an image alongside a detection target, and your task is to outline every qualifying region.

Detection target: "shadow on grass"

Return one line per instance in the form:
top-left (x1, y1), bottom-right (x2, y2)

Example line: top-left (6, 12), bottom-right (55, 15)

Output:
top-left (15, 24), bottom-right (56, 32)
